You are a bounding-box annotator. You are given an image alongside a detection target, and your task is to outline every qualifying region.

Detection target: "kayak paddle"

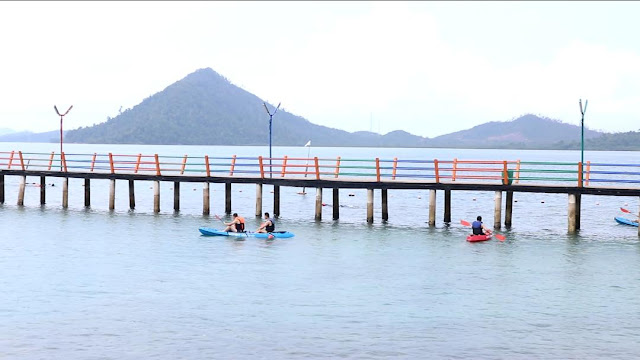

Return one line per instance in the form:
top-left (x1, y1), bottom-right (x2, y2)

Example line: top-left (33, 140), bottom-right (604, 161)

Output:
top-left (214, 214), bottom-right (226, 225)
top-left (215, 214), bottom-right (248, 237)
top-left (460, 220), bottom-right (506, 241)
top-left (620, 208), bottom-right (639, 218)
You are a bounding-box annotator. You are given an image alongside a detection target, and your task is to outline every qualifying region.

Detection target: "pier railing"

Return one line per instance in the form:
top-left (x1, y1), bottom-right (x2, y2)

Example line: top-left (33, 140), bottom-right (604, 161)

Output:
top-left (1, 151), bottom-right (639, 188)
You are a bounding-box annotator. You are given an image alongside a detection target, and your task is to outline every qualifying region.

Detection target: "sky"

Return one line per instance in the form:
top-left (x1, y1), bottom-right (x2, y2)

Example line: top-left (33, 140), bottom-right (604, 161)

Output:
top-left (1, 1), bottom-right (639, 138)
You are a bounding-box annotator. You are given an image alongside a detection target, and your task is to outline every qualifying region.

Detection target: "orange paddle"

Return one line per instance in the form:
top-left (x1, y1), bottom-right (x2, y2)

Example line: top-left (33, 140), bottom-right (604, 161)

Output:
top-left (620, 208), bottom-right (639, 218)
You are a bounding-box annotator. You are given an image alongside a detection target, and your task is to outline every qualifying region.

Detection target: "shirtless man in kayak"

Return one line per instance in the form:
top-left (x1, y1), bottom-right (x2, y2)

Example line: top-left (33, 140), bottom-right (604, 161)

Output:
top-left (223, 213), bottom-right (245, 233)
top-left (471, 216), bottom-right (491, 235)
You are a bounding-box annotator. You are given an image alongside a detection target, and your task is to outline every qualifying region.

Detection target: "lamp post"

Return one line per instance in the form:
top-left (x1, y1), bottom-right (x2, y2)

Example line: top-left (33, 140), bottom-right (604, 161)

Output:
top-left (263, 102), bottom-right (280, 178)
top-left (579, 99), bottom-right (588, 166)
top-left (54, 105), bottom-right (73, 170)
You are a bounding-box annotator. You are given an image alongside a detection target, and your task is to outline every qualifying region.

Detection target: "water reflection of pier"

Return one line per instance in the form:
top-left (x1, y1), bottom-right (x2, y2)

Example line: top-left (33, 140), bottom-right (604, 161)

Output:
top-left (1, 150), bottom-right (639, 235)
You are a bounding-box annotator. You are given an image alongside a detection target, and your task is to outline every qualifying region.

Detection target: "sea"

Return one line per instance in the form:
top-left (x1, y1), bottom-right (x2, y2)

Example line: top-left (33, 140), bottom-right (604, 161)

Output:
top-left (1, 142), bottom-right (639, 359)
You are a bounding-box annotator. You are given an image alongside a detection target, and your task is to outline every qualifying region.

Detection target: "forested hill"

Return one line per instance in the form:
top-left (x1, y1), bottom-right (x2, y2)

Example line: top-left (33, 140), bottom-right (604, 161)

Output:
top-left (429, 114), bottom-right (603, 149)
top-left (64, 68), bottom-right (428, 147)
top-left (4, 67), bottom-right (637, 149)
top-left (555, 130), bottom-right (640, 150)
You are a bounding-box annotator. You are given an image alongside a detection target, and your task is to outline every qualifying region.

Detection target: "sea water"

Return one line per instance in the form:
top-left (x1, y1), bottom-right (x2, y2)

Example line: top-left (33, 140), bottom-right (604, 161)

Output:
top-left (1, 143), bottom-right (639, 359)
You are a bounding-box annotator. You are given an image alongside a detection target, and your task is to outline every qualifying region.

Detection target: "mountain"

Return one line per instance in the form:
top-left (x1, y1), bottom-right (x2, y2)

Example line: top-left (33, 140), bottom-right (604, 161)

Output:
top-left (64, 68), bottom-right (420, 147)
top-left (429, 114), bottom-right (603, 149)
top-left (0, 130), bottom-right (59, 143)
top-left (0, 67), bottom-right (628, 149)
top-left (555, 130), bottom-right (640, 150)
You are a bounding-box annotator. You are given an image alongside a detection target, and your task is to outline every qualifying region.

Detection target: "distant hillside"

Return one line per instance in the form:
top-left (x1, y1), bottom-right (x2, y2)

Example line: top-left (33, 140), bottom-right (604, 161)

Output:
top-left (554, 130), bottom-right (640, 150)
top-left (429, 114), bottom-right (603, 149)
top-left (0, 130), bottom-right (59, 143)
top-left (2, 67), bottom-right (630, 150)
top-left (64, 68), bottom-right (422, 147)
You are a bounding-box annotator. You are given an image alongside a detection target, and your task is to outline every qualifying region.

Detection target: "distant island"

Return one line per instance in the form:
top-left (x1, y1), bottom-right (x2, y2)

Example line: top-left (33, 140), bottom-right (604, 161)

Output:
top-left (2, 67), bottom-right (639, 150)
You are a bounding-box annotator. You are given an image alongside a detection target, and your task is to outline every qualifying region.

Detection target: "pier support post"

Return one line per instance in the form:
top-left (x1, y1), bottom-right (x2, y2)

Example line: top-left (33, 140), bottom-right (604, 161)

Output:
top-left (84, 178), bottom-right (90, 207)
top-left (109, 179), bottom-right (116, 210)
top-left (40, 176), bottom-right (46, 205)
top-left (428, 189), bottom-right (436, 227)
top-left (17, 175), bottom-right (26, 206)
top-left (494, 191), bottom-right (502, 230)
top-left (274, 185), bottom-right (280, 217)
top-left (203, 182), bottom-right (210, 215)
top-left (505, 191), bottom-right (513, 228)
top-left (444, 189), bottom-right (451, 223)
top-left (225, 183), bottom-right (231, 214)
top-left (0, 174), bottom-right (4, 204)
top-left (174, 182), bottom-right (180, 212)
top-left (128, 180), bottom-right (135, 210)
top-left (153, 180), bottom-right (160, 213)
top-left (575, 193), bottom-right (581, 230)
top-left (638, 199), bottom-right (640, 237)
top-left (62, 178), bottom-right (69, 209)
top-left (255, 183), bottom-right (262, 217)
top-left (367, 189), bottom-right (374, 223)
top-left (382, 189), bottom-right (388, 221)
top-left (568, 193), bottom-right (578, 233)
top-left (315, 187), bottom-right (323, 221)
top-left (333, 188), bottom-right (339, 220)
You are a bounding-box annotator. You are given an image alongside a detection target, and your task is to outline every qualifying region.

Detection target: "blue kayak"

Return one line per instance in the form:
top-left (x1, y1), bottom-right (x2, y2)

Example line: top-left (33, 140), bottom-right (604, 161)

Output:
top-left (199, 227), bottom-right (295, 238)
top-left (614, 217), bottom-right (639, 227)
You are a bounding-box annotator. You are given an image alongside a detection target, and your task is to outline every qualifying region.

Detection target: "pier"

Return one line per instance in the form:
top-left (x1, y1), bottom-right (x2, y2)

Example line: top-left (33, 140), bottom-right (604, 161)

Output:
top-left (1, 150), bottom-right (639, 236)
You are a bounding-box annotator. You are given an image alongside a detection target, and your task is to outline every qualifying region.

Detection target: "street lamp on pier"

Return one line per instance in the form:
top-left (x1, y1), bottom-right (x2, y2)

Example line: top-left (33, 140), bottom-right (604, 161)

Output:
top-left (263, 102), bottom-right (280, 178)
top-left (579, 98), bottom-right (588, 166)
top-left (54, 105), bottom-right (73, 171)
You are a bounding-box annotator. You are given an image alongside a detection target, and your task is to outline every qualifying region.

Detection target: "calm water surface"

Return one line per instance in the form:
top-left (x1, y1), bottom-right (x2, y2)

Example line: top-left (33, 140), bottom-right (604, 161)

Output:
top-left (1, 143), bottom-right (640, 359)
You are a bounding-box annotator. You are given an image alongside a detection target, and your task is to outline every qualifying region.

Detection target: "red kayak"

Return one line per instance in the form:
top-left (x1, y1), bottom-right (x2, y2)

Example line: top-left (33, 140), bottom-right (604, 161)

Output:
top-left (466, 233), bottom-right (492, 242)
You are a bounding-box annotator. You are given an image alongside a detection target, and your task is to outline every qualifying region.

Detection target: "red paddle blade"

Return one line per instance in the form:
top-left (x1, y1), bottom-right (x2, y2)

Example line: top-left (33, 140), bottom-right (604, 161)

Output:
top-left (495, 234), bottom-right (506, 241)
top-left (460, 220), bottom-right (471, 227)
top-left (621, 207), bottom-right (631, 213)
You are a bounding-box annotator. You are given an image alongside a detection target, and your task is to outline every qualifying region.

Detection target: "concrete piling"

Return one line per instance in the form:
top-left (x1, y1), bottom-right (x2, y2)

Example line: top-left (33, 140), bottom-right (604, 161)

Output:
top-left (428, 189), bottom-right (436, 227)
top-left (494, 191), bottom-right (502, 230)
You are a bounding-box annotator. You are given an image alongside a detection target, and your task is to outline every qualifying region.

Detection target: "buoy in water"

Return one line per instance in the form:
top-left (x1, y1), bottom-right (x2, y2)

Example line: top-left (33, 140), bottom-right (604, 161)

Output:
top-left (348, 193), bottom-right (355, 197)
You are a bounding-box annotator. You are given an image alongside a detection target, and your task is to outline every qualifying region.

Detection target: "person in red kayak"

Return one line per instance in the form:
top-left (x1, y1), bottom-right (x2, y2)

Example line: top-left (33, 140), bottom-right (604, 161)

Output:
top-left (223, 213), bottom-right (245, 232)
top-left (471, 216), bottom-right (491, 235)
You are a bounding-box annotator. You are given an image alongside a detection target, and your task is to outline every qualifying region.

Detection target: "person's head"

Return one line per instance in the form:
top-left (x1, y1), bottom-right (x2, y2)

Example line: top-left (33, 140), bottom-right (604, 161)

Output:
top-left (232, 213), bottom-right (238, 218)
top-left (264, 212), bottom-right (270, 219)
top-left (477, 216), bottom-right (482, 221)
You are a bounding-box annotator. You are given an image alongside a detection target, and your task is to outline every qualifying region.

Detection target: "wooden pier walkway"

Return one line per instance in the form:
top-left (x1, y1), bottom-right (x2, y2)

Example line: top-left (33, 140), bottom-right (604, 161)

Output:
top-left (1, 150), bottom-right (639, 235)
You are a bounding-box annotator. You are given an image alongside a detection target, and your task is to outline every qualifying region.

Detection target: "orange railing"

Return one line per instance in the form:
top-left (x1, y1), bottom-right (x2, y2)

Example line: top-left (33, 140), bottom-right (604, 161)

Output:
top-left (0, 150), bottom-right (639, 188)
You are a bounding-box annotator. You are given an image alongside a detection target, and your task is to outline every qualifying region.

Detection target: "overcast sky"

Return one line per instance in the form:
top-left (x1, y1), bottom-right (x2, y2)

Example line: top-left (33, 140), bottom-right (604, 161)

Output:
top-left (1, 1), bottom-right (639, 137)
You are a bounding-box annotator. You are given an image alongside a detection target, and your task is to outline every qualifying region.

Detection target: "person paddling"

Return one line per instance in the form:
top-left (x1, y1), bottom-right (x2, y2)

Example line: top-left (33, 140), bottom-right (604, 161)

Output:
top-left (223, 213), bottom-right (245, 233)
top-left (256, 212), bottom-right (275, 233)
top-left (471, 216), bottom-right (491, 235)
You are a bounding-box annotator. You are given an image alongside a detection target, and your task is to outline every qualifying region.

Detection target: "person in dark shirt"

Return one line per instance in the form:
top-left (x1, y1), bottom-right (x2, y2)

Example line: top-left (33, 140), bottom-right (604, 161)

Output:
top-left (471, 216), bottom-right (491, 235)
top-left (256, 212), bottom-right (275, 233)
